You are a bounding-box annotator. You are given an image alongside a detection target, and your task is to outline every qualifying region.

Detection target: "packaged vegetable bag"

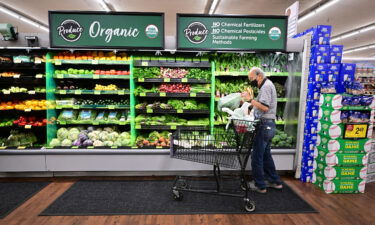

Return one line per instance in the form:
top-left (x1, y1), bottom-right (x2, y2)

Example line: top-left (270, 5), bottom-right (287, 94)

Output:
top-left (217, 93), bottom-right (242, 111)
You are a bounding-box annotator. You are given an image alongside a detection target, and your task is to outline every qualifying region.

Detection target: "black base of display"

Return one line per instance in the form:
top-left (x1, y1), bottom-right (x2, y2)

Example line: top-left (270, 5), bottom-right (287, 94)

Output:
top-left (40, 180), bottom-right (317, 216)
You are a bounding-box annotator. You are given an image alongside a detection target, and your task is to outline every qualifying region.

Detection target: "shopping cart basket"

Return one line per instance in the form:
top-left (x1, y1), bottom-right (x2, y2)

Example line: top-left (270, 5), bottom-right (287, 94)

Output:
top-left (170, 119), bottom-right (258, 212)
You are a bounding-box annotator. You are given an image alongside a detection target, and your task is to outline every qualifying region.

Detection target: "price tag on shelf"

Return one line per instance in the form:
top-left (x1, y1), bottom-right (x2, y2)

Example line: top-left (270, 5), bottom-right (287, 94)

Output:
top-left (93, 75), bottom-right (100, 79)
top-left (140, 93), bottom-right (146, 97)
top-left (55, 60), bottom-right (62, 65)
top-left (141, 61), bottom-right (149, 66)
top-left (28, 91), bottom-right (36, 95)
top-left (118, 121), bottom-right (126, 125)
top-left (171, 125), bottom-right (177, 130)
top-left (87, 146), bottom-right (94, 149)
top-left (75, 90), bottom-right (82, 95)
top-left (146, 109), bottom-right (153, 113)
top-left (344, 124), bottom-right (368, 139)
top-left (72, 146), bottom-right (79, 149)
top-left (17, 146), bottom-right (26, 150)
top-left (73, 105), bottom-right (80, 109)
top-left (164, 78), bottom-right (171, 82)
top-left (92, 121), bottom-right (99, 125)
top-left (135, 125), bottom-right (141, 129)
top-left (59, 121), bottom-right (66, 125)
top-left (138, 78), bottom-right (145, 82)
top-left (111, 146), bottom-right (117, 149)
top-left (190, 93), bottom-right (197, 97)
top-left (233, 73), bottom-right (239, 76)
top-left (92, 60), bottom-right (99, 64)
top-left (60, 90), bottom-right (67, 95)
top-left (156, 146), bottom-right (162, 149)
top-left (181, 78), bottom-right (188, 83)
top-left (0, 146), bottom-right (6, 150)
top-left (131, 146), bottom-right (138, 149)
top-left (24, 125), bottom-right (32, 129)
top-left (108, 105), bottom-right (116, 109)
top-left (94, 90), bottom-right (101, 95)
top-left (177, 109), bottom-right (183, 113)
top-left (34, 59), bottom-right (42, 64)
top-left (3, 90), bottom-right (10, 95)
top-left (13, 75), bottom-right (20, 79)
top-left (14, 59), bottom-right (22, 64)
top-left (56, 74), bottom-right (64, 79)
top-left (35, 74), bottom-right (43, 79)
top-left (25, 108), bottom-right (32, 112)
top-left (118, 90), bottom-right (125, 95)
top-left (160, 92), bottom-right (166, 97)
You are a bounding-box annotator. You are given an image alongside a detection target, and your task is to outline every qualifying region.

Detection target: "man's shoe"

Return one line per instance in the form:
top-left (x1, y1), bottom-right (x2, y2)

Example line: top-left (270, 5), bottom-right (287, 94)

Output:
top-left (266, 181), bottom-right (283, 190)
top-left (248, 181), bottom-right (267, 194)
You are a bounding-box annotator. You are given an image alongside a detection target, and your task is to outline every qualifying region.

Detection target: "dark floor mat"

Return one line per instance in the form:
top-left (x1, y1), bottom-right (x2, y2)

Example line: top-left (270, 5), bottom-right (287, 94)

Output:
top-left (40, 179), bottom-right (317, 215)
top-left (0, 182), bottom-right (50, 218)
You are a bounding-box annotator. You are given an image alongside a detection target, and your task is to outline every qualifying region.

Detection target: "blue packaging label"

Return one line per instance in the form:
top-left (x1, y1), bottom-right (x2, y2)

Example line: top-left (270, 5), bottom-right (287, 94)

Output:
top-left (339, 63), bottom-right (356, 83)
top-left (310, 45), bottom-right (330, 64)
top-left (312, 25), bottom-right (332, 45)
top-left (330, 45), bottom-right (343, 63)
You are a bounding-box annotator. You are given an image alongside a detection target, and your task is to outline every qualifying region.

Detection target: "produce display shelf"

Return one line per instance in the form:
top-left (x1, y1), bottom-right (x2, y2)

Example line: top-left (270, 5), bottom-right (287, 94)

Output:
top-left (136, 109), bottom-right (210, 114)
top-left (0, 74), bottom-right (45, 80)
top-left (0, 109), bottom-right (46, 112)
top-left (135, 125), bottom-right (209, 130)
top-left (45, 146), bottom-right (169, 150)
top-left (55, 105), bottom-right (130, 110)
top-left (133, 60), bottom-right (211, 68)
top-left (53, 74), bottom-right (130, 80)
top-left (136, 78), bottom-right (210, 84)
top-left (57, 121), bottom-right (130, 125)
top-left (55, 90), bottom-right (130, 95)
top-left (52, 59), bottom-right (130, 65)
top-left (0, 63), bottom-right (45, 70)
top-left (137, 93), bottom-right (211, 98)
top-left (1, 91), bottom-right (46, 96)
top-left (214, 71), bottom-right (301, 77)
top-left (214, 97), bottom-right (288, 102)
top-left (0, 125), bottom-right (46, 129)
top-left (0, 146), bottom-right (43, 150)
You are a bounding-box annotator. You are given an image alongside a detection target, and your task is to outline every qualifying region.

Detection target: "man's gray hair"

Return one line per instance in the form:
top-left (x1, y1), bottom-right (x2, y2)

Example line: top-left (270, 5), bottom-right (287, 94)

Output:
top-left (250, 67), bottom-right (265, 77)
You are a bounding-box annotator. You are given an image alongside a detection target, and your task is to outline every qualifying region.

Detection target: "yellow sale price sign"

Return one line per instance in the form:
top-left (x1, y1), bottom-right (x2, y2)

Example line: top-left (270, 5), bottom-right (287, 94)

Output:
top-left (344, 124), bottom-right (368, 139)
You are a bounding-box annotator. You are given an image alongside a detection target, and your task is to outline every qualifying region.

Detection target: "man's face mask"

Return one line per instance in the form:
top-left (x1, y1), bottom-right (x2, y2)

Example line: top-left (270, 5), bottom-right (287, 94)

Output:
top-left (249, 75), bottom-right (258, 87)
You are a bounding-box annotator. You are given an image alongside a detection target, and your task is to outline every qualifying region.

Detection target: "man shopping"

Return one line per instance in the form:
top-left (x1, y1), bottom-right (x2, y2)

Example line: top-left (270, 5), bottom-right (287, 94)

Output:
top-left (242, 67), bottom-right (283, 194)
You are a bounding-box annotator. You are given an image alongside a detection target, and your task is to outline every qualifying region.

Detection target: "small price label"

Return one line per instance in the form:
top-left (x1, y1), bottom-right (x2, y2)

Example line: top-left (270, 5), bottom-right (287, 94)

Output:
top-left (59, 121), bottom-right (66, 125)
top-left (140, 93), bottom-right (146, 96)
top-left (28, 91), bottom-right (36, 95)
top-left (111, 146), bottom-right (117, 149)
top-left (164, 78), bottom-right (171, 82)
top-left (25, 125), bottom-right (32, 129)
top-left (13, 75), bottom-right (20, 79)
top-left (74, 90), bottom-right (82, 95)
top-left (92, 121), bottom-right (99, 125)
top-left (55, 60), bottom-right (62, 65)
top-left (25, 108), bottom-right (32, 112)
top-left (0, 146), bottom-right (6, 149)
top-left (3, 90), bottom-right (10, 95)
top-left (14, 59), bottom-right (22, 64)
top-left (233, 73), bottom-right (239, 76)
top-left (156, 146), bottom-right (162, 149)
top-left (94, 90), bottom-right (101, 95)
top-left (92, 60), bottom-right (99, 64)
top-left (108, 105), bottom-right (115, 109)
top-left (118, 90), bottom-right (125, 95)
top-left (17, 146), bottom-right (26, 149)
top-left (35, 59), bottom-right (42, 64)
top-left (138, 78), bottom-right (145, 82)
top-left (160, 92), bottom-right (166, 97)
top-left (141, 61), bottom-right (149, 66)
top-left (190, 93), bottom-right (197, 97)
top-left (35, 74), bottom-right (43, 78)
top-left (344, 124), bottom-right (368, 139)
top-left (146, 109), bottom-right (153, 113)
top-left (88, 146), bottom-right (94, 149)
top-left (60, 90), bottom-right (67, 95)
top-left (135, 125), bottom-right (141, 129)
top-left (171, 125), bottom-right (177, 129)
top-left (181, 78), bottom-right (188, 83)
top-left (93, 75), bottom-right (100, 79)
top-left (56, 74), bottom-right (64, 79)
top-left (177, 109), bottom-right (183, 113)
top-left (72, 146), bottom-right (79, 149)
top-left (73, 105), bottom-right (80, 109)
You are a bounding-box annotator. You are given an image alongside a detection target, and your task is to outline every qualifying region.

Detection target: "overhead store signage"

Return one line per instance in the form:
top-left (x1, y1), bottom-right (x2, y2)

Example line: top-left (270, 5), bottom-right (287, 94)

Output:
top-left (177, 14), bottom-right (287, 51)
top-left (49, 11), bottom-right (164, 49)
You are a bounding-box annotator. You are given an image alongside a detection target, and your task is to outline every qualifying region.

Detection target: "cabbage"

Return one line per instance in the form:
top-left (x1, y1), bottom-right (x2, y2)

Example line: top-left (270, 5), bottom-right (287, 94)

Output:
top-left (69, 128), bottom-right (80, 134)
top-left (68, 131), bottom-right (80, 141)
top-left (57, 128), bottom-right (69, 140)
top-left (93, 140), bottom-right (104, 147)
top-left (83, 139), bottom-right (93, 147)
top-left (120, 132), bottom-right (130, 139)
top-left (73, 139), bottom-right (81, 146)
top-left (79, 133), bottom-right (88, 142)
top-left (99, 131), bottom-right (109, 141)
top-left (49, 138), bottom-right (60, 147)
top-left (121, 139), bottom-right (131, 146)
top-left (113, 140), bottom-right (122, 147)
top-left (104, 127), bottom-right (114, 133)
top-left (103, 141), bottom-right (114, 147)
top-left (108, 132), bottom-right (119, 142)
top-left (87, 126), bottom-right (95, 133)
top-left (61, 139), bottom-right (72, 147)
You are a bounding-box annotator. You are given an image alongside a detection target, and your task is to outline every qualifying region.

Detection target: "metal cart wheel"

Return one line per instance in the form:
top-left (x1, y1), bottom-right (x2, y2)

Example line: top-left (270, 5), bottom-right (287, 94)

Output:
top-left (172, 190), bottom-right (183, 201)
top-left (241, 182), bottom-right (248, 191)
top-left (244, 199), bottom-right (256, 212)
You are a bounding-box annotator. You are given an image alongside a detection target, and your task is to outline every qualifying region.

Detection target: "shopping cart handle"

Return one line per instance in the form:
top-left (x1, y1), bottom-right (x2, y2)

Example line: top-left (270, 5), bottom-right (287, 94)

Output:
top-left (222, 107), bottom-right (234, 115)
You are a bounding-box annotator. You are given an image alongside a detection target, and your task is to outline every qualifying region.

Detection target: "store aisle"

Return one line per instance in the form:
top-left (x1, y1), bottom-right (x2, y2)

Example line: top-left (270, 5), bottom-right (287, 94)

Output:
top-left (0, 176), bottom-right (373, 225)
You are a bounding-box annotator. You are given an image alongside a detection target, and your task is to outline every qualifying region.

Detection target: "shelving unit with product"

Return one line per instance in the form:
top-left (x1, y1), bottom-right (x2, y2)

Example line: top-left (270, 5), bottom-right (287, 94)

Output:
top-left (45, 50), bottom-right (133, 149)
top-left (0, 50), bottom-right (47, 149)
top-left (212, 53), bottom-right (300, 150)
top-left (132, 54), bottom-right (213, 148)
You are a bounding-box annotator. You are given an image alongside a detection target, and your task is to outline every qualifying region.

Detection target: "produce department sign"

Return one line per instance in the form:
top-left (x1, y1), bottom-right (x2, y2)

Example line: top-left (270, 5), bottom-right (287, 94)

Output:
top-left (49, 11), bottom-right (164, 49)
top-left (177, 14), bottom-right (287, 51)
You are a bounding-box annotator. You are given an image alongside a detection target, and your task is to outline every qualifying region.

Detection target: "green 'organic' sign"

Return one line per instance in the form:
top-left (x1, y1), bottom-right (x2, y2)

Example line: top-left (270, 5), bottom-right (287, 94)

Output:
top-left (177, 14), bottom-right (287, 51)
top-left (49, 11), bottom-right (164, 49)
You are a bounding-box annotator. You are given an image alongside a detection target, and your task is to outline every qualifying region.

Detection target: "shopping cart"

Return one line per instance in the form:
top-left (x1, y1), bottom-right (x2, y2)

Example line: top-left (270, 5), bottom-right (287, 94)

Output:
top-left (170, 119), bottom-right (258, 212)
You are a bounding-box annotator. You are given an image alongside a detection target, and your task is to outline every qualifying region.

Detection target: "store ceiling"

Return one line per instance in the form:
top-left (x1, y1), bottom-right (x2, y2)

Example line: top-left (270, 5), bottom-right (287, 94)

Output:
top-left (0, 0), bottom-right (374, 57)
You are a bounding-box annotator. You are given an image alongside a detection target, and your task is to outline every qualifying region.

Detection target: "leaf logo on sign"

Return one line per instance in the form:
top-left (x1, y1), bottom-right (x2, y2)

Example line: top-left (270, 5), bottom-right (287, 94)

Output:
top-left (184, 22), bottom-right (209, 44)
top-left (57, 19), bottom-right (84, 42)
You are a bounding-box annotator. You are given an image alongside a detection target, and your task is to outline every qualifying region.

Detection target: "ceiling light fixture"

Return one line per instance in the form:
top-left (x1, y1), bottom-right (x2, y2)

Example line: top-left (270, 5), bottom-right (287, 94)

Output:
top-left (0, 5), bottom-right (49, 32)
top-left (209, 0), bottom-right (219, 14)
top-left (331, 24), bottom-right (375, 43)
top-left (342, 57), bottom-right (375, 61)
top-left (343, 43), bottom-right (375, 54)
top-left (99, 0), bottom-right (111, 12)
top-left (298, 0), bottom-right (341, 23)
